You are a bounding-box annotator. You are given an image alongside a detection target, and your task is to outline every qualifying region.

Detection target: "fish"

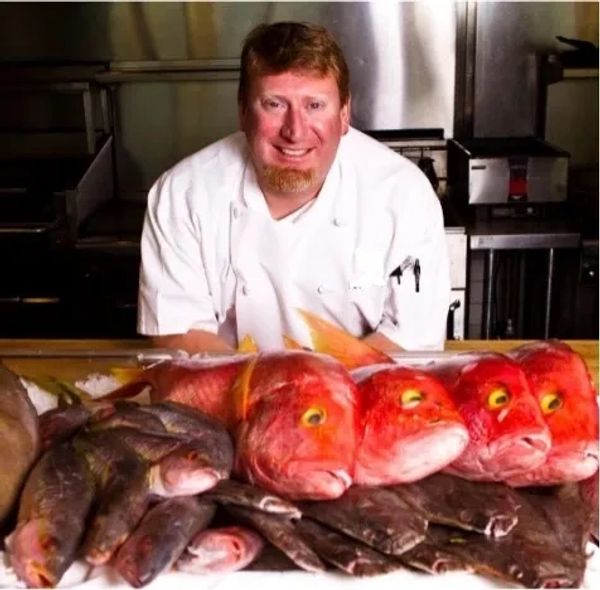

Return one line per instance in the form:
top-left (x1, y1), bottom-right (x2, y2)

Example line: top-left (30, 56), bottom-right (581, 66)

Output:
top-left (175, 525), bottom-right (264, 574)
top-left (351, 364), bottom-right (468, 485)
top-left (299, 486), bottom-right (428, 556)
top-left (224, 505), bottom-right (325, 572)
top-left (388, 472), bottom-right (521, 538)
top-left (38, 403), bottom-right (91, 451)
top-left (243, 544), bottom-right (300, 571)
top-left (506, 340), bottom-right (599, 486)
top-left (577, 471), bottom-right (599, 543)
top-left (424, 485), bottom-right (589, 588)
top-left (74, 432), bottom-right (151, 565)
top-left (294, 518), bottom-right (404, 576)
top-left (0, 362), bottom-right (39, 527)
top-left (231, 352), bottom-right (357, 499)
top-left (85, 426), bottom-right (232, 497)
top-left (203, 479), bottom-right (302, 519)
top-left (114, 496), bottom-right (216, 587)
top-left (106, 351), bottom-right (358, 501)
top-left (298, 308), bottom-right (392, 369)
top-left (6, 443), bottom-right (95, 588)
top-left (399, 538), bottom-right (471, 575)
top-left (427, 352), bottom-right (551, 482)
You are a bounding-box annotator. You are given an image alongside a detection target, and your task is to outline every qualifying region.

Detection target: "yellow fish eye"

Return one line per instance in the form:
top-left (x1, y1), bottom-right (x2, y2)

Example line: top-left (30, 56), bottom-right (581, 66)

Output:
top-left (400, 388), bottom-right (425, 409)
top-left (487, 387), bottom-right (510, 409)
top-left (540, 392), bottom-right (563, 415)
top-left (301, 407), bottom-right (327, 427)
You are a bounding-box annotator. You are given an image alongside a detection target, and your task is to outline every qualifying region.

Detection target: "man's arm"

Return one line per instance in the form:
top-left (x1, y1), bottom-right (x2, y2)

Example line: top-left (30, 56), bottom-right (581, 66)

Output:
top-left (152, 329), bottom-right (234, 354)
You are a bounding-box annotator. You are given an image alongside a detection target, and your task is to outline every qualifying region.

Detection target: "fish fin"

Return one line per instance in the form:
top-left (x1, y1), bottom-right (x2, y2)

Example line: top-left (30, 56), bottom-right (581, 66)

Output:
top-left (297, 308), bottom-right (393, 369)
top-left (100, 381), bottom-right (151, 401)
top-left (283, 335), bottom-right (305, 350)
top-left (238, 334), bottom-right (259, 353)
top-left (21, 374), bottom-right (92, 403)
top-left (110, 366), bottom-right (144, 384)
top-left (230, 357), bottom-right (258, 422)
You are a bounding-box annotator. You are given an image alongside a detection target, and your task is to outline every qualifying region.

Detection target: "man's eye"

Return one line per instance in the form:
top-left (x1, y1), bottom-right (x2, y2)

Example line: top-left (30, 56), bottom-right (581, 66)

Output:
top-left (308, 101), bottom-right (324, 111)
top-left (263, 99), bottom-right (283, 109)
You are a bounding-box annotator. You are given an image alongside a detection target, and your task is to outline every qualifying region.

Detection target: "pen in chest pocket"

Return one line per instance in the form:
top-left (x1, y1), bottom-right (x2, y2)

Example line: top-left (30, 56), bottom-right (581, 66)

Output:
top-left (389, 256), bottom-right (421, 292)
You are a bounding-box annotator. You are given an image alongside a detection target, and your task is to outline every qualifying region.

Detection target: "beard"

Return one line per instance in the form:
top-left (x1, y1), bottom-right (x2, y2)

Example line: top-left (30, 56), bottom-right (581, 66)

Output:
top-left (261, 166), bottom-right (317, 194)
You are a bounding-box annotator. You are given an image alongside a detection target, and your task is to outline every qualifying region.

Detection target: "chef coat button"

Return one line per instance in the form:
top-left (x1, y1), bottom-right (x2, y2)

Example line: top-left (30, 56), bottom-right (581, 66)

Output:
top-left (317, 285), bottom-right (326, 294)
top-left (242, 284), bottom-right (250, 296)
top-left (233, 206), bottom-right (240, 219)
top-left (333, 217), bottom-right (345, 227)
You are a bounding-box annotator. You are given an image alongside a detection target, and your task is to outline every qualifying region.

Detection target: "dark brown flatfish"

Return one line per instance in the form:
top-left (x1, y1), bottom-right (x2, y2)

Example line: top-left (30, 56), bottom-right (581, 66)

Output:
top-left (224, 505), bottom-right (325, 572)
top-left (423, 486), bottom-right (589, 588)
top-left (39, 403), bottom-right (91, 451)
top-left (295, 518), bottom-right (404, 576)
top-left (204, 479), bottom-right (301, 518)
top-left (244, 544), bottom-right (300, 571)
top-left (389, 472), bottom-right (521, 537)
top-left (299, 486), bottom-right (427, 555)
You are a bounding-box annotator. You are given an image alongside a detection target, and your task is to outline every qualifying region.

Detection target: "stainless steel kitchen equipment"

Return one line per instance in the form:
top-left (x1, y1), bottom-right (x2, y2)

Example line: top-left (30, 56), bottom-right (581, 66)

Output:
top-left (447, 137), bottom-right (569, 213)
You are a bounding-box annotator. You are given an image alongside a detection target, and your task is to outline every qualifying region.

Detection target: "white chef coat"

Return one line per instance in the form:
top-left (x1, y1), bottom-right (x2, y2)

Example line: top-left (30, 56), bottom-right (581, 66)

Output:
top-left (138, 127), bottom-right (451, 351)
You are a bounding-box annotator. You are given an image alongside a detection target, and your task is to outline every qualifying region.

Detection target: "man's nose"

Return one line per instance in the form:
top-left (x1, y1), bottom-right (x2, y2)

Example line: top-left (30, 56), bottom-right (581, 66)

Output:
top-left (281, 106), bottom-right (306, 141)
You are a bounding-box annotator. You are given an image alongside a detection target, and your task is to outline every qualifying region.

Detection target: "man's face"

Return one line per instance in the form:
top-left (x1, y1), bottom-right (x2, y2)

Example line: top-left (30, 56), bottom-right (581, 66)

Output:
top-left (239, 69), bottom-right (350, 199)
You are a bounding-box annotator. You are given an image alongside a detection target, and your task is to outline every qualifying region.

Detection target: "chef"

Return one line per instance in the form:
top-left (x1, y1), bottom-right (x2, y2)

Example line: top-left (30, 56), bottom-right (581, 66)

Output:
top-left (137, 21), bottom-right (450, 354)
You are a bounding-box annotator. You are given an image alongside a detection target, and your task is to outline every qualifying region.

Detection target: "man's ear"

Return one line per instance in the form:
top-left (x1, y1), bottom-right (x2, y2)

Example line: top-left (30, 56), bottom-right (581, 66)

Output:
top-left (341, 94), bottom-right (351, 135)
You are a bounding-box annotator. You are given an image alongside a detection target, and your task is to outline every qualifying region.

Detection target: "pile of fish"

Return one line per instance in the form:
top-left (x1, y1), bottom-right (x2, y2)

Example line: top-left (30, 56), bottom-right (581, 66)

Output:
top-left (0, 324), bottom-right (598, 588)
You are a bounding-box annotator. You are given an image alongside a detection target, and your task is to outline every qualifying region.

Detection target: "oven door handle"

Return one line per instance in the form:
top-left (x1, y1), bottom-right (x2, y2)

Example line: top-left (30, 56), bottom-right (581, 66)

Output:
top-left (0, 219), bottom-right (62, 235)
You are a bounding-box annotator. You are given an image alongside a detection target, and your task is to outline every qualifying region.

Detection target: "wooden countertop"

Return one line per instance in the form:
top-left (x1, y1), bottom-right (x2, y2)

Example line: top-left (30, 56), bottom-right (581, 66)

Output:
top-left (0, 339), bottom-right (597, 388)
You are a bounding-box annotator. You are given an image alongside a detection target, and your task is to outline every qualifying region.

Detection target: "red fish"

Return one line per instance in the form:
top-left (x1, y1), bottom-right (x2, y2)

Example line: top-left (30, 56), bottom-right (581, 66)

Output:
top-left (106, 351), bottom-right (358, 500)
top-left (506, 341), bottom-right (599, 486)
top-left (429, 353), bottom-right (551, 482)
top-left (351, 364), bottom-right (469, 485)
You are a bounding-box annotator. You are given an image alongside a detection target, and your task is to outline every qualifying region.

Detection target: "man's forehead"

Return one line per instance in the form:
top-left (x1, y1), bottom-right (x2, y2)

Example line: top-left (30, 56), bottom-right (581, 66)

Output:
top-left (251, 69), bottom-right (340, 94)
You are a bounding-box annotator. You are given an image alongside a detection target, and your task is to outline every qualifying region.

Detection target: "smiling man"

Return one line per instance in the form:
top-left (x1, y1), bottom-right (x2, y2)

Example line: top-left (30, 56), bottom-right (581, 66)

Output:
top-left (138, 22), bottom-right (450, 354)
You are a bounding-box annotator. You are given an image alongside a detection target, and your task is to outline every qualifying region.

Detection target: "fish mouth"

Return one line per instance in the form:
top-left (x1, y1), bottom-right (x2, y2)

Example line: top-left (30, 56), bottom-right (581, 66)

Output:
top-left (274, 465), bottom-right (353, 500)
top-left (506, 443), bottom-right (599, 486)
top-left (486, 431), bottom-right (551, 478)
top-left (355, 423), bottom-right (469, 486)
top-left (149, 465), bottom-right (223, 496)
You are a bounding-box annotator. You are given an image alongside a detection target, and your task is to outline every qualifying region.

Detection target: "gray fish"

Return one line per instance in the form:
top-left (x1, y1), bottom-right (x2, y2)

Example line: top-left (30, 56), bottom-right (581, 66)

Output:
top-left (224, 505), bottom-right (325, 572)
top-left (115, 496), bottom-right (216, 588)
top-left (299, 486), bottom-right (427, 555)
top-left (295, 518), bottom-right (403, 576)
top-left (0, 362), bottom-right (39, 526)
top-left (388, 473), bottom-right (521, 538)
top-left (6, 443), bottom-right (95, 588)
top-left (90, 401), bottom-right (167, 434)
top-left (89, 425), bottom-right (233, 496)
top-left (75, 432), bottom-right (150, 565)
top-left (38, 404), bottom-right (91, 451)
top-left (204, 479), bottom-right (301, 518)
top-left (175, 525), bottom-right (264, 574)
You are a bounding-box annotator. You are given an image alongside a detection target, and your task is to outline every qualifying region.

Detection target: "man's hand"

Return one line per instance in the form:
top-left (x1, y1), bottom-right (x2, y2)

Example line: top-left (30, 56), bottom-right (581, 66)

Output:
top-left (152, 330), bottom-right (234, 354)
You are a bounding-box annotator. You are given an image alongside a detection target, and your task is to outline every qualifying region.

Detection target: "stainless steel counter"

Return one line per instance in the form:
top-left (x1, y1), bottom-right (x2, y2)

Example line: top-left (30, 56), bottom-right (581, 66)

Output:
top-left (468, 219), bottom-right (581, 339)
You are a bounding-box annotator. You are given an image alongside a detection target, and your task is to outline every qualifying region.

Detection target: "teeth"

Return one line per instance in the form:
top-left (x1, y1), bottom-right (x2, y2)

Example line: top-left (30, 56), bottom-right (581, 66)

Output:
top-left (279, 147), bottom-right (309, 157)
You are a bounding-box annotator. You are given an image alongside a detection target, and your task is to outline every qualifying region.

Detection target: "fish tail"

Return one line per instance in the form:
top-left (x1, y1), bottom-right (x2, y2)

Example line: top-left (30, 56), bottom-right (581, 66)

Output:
top-left (296, 308), bottom-right (392, 369)
top-left (238, 335), bottom-right (259, 353)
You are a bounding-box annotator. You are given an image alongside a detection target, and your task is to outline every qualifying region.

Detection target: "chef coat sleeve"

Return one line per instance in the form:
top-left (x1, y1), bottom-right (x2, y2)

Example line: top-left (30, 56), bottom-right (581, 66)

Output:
top-left (137, 171), bottom-right (218, 336)
top-left (376, 179), bottom-right (451, 351)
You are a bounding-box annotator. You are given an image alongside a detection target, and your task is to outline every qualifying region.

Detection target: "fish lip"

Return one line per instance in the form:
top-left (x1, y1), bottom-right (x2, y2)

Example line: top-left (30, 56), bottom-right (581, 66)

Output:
top-left (485, 431), bottom-right (551, 476)
top-left (327, 468), bottom-right (353, 490)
